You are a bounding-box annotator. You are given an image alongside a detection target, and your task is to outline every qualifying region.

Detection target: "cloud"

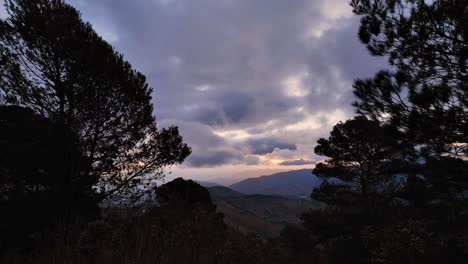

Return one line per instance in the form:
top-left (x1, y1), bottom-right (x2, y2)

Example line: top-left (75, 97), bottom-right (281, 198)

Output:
top-left (62, 0), bottom-right (388, 173)
top-left (192, 91), bottom-right (255, 126)
top-left (279, 159), bottom-right (316, 166)
top-left (185, 150), bottom-right (261, 168)
top-left (0, 0), bottom-right (7, 18)
top-left (245, 137), bottom-right (297, 155)
top-left (185, 150), bottom-right (241, 167)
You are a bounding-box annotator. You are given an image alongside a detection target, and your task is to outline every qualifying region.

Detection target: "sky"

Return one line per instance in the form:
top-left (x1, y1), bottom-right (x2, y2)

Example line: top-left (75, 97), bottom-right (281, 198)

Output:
top-left (0, 0), bottom-right (387, 185)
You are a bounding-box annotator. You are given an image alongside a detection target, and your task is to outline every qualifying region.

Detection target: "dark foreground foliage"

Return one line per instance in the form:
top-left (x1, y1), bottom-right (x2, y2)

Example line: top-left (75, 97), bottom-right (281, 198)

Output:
top-left (0, 179), bottom-right (298, 264)
top-left (0, 105), bottom-right (99, 253)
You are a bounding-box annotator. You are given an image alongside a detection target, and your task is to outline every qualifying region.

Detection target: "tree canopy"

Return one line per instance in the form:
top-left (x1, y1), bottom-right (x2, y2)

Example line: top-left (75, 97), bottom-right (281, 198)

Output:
top-left (313, 116), bottom-right (403, 209)
top-left (351, 0), bottom-right (468, 158)
top-left (351, 0), bottom-right (468, 213)
top-left (0, 0), bottom-right (191, 203)
top-left (301, 1), bottom-right (468, 263)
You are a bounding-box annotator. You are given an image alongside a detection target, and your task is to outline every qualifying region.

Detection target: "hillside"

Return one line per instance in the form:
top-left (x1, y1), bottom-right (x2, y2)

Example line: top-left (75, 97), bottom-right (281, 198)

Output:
top-left (207, 186), bottom-right (244, 199)
top-left (229, 169), bottom-right (321, 198)
top-left (196, 181), bottom-right (220, 188)
top-left (207, 186), bottom-right (320, 238)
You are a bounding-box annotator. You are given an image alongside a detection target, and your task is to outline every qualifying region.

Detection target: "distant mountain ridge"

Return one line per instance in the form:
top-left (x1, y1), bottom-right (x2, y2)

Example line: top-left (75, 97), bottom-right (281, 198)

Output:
top-left (229, 169), bottom-right (321, 198)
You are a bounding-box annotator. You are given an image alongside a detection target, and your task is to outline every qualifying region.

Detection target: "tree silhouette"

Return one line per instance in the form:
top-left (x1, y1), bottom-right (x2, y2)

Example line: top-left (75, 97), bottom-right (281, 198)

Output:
top-left (0, 105), bottom-right (98, 252)
top-left (351, 0), bottom-right (468, 159)
top-left (351, 0), bottom-right (468, 223)
top-left (299, 117), bottom-right (407, 263)
top-left (313, 116), bottom-right (403, 211)
top-left (155, 178), bottom-right (215, 210)
top-left (0, 0), bottom-right (191, 203)
top-left (298, 1), bottom-right (468, 262)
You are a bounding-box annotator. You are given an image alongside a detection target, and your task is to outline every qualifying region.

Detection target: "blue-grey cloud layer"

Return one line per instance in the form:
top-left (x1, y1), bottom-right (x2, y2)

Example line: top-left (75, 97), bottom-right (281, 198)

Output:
top-left (246, 138), bottom-right (297, 155)
top-left (61, 0), bottom-right (387, 168)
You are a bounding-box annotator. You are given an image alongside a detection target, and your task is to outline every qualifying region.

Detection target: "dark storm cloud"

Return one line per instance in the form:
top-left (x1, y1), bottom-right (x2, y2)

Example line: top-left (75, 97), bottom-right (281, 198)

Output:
top-left (63, 0), bottom-right (388, 167)
top-left (280, 159), bottom-right (316, 166)
top-left (193, 91), bottom-right (255, 126)
top-left (186, 150), bottom-right (261, 167)
top-left (222, 92), bottom-right (254, 124)
top-left (186, 150), bottom-right (241, 167)
top-left (245, 138), bottom-right (297, 155)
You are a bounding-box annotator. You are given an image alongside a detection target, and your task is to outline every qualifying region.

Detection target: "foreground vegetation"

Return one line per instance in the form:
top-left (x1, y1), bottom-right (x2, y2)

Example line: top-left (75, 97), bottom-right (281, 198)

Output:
top-left (0, 178), bottom-right (325, 264)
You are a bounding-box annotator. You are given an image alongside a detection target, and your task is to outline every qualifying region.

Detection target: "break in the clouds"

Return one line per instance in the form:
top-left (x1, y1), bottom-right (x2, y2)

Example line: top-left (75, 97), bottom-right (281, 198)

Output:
top-left (280, 159), bottom-right (316, 166)
top-left (20, 0), bottom-right (387, 180)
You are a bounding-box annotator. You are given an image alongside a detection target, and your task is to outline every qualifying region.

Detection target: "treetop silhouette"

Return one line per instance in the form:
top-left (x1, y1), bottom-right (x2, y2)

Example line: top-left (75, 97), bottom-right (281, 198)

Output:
top-left (0, 0), bottom-right (191, 203)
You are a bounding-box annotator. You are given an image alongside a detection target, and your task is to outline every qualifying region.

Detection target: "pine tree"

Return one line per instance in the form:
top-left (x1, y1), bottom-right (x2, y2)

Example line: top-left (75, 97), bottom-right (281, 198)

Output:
top-left (0, 0), bottom-right (191, 203)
